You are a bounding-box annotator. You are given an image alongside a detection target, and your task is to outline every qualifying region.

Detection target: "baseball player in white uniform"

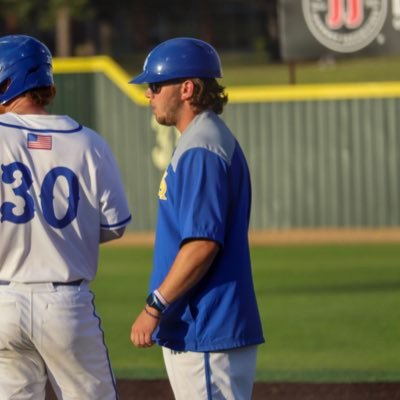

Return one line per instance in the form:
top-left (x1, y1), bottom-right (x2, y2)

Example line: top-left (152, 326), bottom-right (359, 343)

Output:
top-left (0, 35), bottom-right (131, 399)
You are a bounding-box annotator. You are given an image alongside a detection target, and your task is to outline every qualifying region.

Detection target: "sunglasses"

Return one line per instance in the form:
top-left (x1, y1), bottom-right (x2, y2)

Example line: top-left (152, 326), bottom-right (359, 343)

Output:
top-left (148, 79), bottom-right (188, 94)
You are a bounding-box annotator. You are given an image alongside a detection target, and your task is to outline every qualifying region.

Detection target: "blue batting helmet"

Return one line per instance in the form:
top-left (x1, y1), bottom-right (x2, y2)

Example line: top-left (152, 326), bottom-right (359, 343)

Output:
top-left (0, 35), bottom-right (54, 104)
top-left (130, 37), bottom-right (223, 84)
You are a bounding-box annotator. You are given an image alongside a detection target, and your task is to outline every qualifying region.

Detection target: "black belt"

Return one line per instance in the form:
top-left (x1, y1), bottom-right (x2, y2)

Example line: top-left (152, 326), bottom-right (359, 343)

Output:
top-left (0, 279), bottom-right (83, 287)
top-left (53, 280), bottom-right (83, 287)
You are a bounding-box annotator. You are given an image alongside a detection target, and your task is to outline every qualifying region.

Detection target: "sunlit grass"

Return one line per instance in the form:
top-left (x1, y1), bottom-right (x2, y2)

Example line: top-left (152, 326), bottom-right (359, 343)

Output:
top-left (219, 54), bottom-right (400, 86)
top-left (92, 243), bottom-right (400, 382)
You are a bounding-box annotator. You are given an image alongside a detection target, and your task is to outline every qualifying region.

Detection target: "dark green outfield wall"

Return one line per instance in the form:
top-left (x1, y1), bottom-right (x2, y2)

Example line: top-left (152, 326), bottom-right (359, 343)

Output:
top-left (51, 57), bottom-right (400, 231)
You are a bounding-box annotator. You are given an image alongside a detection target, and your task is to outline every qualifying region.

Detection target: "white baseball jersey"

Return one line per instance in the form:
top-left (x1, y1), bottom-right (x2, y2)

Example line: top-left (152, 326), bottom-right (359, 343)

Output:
top-left (0, 112), bottom-right (131, 283)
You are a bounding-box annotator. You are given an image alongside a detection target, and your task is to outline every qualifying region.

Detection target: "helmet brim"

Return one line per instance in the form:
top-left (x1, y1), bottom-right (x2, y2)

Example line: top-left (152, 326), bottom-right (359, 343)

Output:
top-left (129, 72), bottom-right (147, 84)
top-left (129, 70), bottom-right (162, 84)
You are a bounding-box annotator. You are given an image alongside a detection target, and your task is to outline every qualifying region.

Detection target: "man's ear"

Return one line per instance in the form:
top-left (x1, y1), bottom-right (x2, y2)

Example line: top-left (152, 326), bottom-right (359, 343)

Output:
top-left (180, 80), bottom-right (194, 100)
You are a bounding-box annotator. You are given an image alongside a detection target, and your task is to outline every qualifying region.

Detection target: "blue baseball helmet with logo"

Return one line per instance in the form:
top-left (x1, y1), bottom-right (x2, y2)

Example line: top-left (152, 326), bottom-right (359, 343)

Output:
top-left (0, 35), bottom-right (54, 104)
top-left (130, 37), bottom-right (223, 84)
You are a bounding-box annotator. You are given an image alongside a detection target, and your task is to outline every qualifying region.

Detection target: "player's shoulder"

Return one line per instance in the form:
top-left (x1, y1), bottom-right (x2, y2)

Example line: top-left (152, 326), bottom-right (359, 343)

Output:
top-left (46, 115), bottom-right (108, 148)
top-left (78, 123), bottom-right (103, 141)
top-left (0, 112), bottom-right (19, 126)
top-left (171, 111), bottom-right (236, 169)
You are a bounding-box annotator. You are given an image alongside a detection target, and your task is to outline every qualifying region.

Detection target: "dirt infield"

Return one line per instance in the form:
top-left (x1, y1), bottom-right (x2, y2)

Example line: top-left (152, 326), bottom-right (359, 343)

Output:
top-left (45, 380), bottom-right (400, 399)
top-left (104, 228), bottom-right (400, 247)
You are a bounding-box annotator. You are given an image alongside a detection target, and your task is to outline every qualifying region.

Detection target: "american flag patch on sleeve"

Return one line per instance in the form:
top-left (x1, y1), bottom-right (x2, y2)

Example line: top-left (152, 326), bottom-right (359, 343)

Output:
top-left (27, 133), bottom-right (52, 150)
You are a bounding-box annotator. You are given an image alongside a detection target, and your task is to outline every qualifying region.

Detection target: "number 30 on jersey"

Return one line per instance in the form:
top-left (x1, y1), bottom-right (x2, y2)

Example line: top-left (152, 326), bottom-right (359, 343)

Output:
top-left (1, 161), bottom-right (79, 229)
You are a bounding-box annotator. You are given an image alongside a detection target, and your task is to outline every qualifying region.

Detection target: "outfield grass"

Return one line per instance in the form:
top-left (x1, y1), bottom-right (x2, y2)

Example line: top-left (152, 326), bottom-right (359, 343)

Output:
top-left (122, 53), bottom-right (400, 87)
top-left (93, 243), bottom-right (400, 382)
top-left (221, 57), bottom-right (400, 88)
top-left (220, 54), bottom-right (400, 86)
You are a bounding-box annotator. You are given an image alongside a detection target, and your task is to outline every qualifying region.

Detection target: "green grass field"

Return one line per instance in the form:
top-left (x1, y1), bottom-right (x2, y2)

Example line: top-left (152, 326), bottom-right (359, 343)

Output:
top-left (92, 243), bottom-right (400, 382)
top-left (122, 53), bottom-right (400, 87)
top-left (219, 55), bottom-right (400, 86)
top-left (221, 55), bottom-right (400, 87)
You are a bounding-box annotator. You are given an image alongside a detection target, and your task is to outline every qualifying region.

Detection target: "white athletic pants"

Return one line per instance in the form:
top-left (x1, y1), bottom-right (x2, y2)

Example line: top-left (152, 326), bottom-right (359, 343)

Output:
top-left (0, 281), bottom-right (118, 400)
top-left (162, 345), bottom-right (258, 400)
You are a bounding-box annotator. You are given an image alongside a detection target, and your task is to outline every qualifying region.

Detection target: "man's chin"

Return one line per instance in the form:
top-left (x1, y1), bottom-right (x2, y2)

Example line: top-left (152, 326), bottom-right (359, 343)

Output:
top-left (155, 117), bottom-right (168, 126)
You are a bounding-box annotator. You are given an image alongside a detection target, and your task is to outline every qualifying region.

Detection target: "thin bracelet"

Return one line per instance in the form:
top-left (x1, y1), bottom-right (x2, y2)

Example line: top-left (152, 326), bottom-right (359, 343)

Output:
top-left (144, 306), bottom-right (160, 320)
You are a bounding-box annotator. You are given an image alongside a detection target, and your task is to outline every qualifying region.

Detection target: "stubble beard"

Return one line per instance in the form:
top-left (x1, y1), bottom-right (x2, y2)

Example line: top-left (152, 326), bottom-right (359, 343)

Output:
top-left (154, 90), bottom-right (181, 127)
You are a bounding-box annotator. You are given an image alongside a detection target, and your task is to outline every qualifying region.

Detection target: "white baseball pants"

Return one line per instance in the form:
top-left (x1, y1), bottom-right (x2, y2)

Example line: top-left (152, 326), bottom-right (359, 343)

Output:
top-left (0, 281), bottom-right (118, 400)
top-left (162, 345), bottom-right (258, 400)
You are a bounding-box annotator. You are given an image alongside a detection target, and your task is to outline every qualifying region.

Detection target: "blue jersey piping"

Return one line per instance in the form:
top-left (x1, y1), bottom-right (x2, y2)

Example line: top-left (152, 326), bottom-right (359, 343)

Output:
top-left (0, 121), bottom-right (83, 134)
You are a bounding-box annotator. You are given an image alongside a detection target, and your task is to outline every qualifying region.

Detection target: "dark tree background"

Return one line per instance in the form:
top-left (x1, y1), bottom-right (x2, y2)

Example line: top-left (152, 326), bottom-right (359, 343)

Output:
top-left (0, 0), bottom-right (280, 62)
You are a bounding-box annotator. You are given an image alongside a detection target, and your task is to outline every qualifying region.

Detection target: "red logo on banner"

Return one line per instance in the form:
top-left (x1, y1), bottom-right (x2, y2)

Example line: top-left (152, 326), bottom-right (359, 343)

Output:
top-left (326, 0), bottom-right (363, 29)
top-left (302, 0), bottom-right (388, 53)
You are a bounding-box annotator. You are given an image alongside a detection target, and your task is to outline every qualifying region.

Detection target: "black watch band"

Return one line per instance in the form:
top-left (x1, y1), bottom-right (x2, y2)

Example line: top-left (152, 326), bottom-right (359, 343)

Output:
top-left (146, 292), bottom-right (166, 313)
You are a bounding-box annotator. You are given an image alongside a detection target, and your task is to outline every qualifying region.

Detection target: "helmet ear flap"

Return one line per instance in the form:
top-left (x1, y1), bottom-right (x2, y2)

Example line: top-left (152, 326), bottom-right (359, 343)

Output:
top-left (0, 78), bottom-right (10, 95)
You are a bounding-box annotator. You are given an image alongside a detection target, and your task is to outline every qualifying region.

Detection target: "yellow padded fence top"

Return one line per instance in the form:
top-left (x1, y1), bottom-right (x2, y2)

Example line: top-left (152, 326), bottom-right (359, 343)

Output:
top-left (53, 56), bottom-right (400, 105)
top-left (53, 56), bottom-right (148, 106)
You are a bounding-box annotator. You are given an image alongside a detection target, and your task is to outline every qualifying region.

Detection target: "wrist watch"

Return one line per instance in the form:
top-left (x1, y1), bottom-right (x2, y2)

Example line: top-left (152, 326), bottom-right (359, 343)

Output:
top-left (146, 292), bottom-right (166, 313)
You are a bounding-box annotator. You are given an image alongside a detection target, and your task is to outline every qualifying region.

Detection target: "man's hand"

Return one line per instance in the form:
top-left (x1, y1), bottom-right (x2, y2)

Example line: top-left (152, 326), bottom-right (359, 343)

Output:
top-left (130, 307), bottom-right (160, 348)
top-left (131, 240), bottom-right (219, 348)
